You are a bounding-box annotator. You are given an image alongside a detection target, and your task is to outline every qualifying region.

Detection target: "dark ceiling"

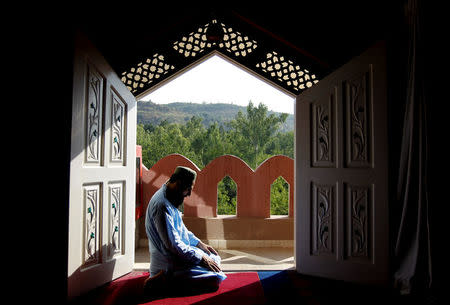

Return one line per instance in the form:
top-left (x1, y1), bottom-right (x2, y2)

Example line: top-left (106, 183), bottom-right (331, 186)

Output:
top-left (73, 2), bottom-right (402, 95)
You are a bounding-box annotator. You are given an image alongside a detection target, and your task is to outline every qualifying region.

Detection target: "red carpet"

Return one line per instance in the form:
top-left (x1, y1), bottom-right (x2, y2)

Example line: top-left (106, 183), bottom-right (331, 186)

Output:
top-left (73, 271), bottom-right (266, 305)
top-left (146, 272), bottom-right (265, 305)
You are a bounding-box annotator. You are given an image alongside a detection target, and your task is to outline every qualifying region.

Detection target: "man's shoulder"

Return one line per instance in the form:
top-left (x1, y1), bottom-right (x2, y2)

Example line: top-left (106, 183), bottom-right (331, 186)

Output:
top-left (148, 187), bottom-right (167, 209)
top-left (150, 185), bottom-right (166, 201)
top-left (149, 187), bottom-right (171, 209)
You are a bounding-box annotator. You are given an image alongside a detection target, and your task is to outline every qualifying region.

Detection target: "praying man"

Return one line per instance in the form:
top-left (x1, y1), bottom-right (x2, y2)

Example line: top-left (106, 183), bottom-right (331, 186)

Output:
top-left (144, 166), bottom-right (226, 297)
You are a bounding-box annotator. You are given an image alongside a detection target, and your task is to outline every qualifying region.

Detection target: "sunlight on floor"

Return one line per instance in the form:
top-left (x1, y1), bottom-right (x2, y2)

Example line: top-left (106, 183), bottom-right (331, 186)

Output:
top-left (134, 247), bottom-right (294, 271)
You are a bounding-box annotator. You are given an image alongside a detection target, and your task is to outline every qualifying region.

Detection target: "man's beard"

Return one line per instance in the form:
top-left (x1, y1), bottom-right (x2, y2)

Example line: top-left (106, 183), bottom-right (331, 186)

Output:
top-left (171, 194), bottom-right (184, 208)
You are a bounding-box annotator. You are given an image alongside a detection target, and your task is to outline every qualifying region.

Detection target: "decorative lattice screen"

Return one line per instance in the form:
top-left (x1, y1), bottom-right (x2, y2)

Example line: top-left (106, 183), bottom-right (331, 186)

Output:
top-left (256, 51), bottom-right (318, 91)
top-left (121, 53), bottom-right (175, 93)
top-left (121, 19), bottom-right (319, 96)
top-left (172, 21), bottom-right (258, 58)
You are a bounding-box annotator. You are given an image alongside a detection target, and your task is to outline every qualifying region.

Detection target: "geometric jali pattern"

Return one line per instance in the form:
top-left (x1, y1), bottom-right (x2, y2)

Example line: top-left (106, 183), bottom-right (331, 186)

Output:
top-left (121, 53), bottom-right (175, 94)
top-left (219, 22), bottom-right (258, 57)
top-left (256, 51), bottom-right (319, 92)
top-left (173, 20), bottom-right (258, 58)
top-left (121, 19), bottom-right (319, 96)
top-left (172, 22), bottom-right (215, 58)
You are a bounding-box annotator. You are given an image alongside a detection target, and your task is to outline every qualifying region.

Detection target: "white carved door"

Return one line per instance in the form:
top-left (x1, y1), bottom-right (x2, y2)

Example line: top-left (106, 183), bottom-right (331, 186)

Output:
top-left (295, 42), bottom-right (389, 284)
top-left (68, 33), bottom-right (137, 299)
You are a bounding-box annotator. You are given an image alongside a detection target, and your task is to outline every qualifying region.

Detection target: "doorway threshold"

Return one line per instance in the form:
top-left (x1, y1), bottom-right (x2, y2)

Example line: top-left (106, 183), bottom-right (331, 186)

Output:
top-left (134, 247), bottom-right (294, 271)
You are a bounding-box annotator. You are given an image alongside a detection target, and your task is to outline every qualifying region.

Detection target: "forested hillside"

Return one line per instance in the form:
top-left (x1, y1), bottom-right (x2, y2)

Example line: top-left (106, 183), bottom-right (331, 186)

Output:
top-left (137, 100), bottom-right (294, 132)
top-left (137, 102), bottom-right (293, 215)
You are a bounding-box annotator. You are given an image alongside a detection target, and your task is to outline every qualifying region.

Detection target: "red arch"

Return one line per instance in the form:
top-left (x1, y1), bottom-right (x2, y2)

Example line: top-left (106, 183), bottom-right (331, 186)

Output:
top-left (142, 154), bottom-right (294, 218)
top-left (195, 155), bottom-right (255, 217)
top-left (142, 154), bottom-right (200, 217)
top-left (255, 155), bottom-right (294, 217)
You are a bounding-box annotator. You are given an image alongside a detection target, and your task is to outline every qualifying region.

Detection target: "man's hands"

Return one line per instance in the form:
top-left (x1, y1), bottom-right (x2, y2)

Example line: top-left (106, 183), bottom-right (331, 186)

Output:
top-left (197, 240), bottom-right (221, 272)
top-left (197, 240), bottom-right (218, 256)
top-left (200, 255), bottom-right (222, 272)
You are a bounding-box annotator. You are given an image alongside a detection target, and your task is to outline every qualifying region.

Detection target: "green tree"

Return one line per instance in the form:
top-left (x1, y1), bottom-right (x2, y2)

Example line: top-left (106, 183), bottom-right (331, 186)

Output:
top-left (136, 124), bottom-right (153, 167)
top-left (202, 123), bottom-right (234, 166)
top-left (270, 177), bottom-right (289, 215)
top-left (137, 121), bottom-right (201, 168)
top-left (229, 102), bottom-right (288, 169)
top-left (180, 116), bottom-right (207, 167)
top-left (217, 176), bottom-right (237, 215)
top-left (265, 130), bottom-right (294, 158)
top-left (136, 101), bottom-right (292, 215)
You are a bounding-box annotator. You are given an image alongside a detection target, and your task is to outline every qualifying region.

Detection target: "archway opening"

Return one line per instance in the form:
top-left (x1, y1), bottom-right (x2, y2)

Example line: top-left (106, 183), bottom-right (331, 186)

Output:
top-left (217, 175), bottom-right (237, 216)
top-left (135, 52), bottom-right (295, 271)
top-left (270, 176), bottom-right (289, 216)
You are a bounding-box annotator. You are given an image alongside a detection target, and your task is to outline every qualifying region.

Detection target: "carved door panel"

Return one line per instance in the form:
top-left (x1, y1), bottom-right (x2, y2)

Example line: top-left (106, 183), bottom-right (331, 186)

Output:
top-left (68, 33), bottom-right (137, 299)
top-left (295, 42), bottom-right (389, 284)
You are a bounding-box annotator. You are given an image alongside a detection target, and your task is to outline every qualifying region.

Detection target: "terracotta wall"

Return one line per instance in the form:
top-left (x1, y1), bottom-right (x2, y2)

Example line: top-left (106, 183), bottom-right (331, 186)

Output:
top-left (137, 150), bottom-right (294, 244)
top-left (183, 216), bottom-right (293, 241)
top-left (140, 153), bottom-right (294, 218)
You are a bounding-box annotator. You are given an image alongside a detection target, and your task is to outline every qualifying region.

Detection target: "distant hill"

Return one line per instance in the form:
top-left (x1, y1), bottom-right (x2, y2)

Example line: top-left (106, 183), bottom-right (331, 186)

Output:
top-left (137, 101), bottom-right (294, 132)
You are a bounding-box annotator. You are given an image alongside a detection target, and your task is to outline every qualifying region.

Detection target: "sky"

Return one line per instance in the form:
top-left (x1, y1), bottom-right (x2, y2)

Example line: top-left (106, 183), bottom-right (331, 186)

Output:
top-left (139, 55), bottom-right (295, 114)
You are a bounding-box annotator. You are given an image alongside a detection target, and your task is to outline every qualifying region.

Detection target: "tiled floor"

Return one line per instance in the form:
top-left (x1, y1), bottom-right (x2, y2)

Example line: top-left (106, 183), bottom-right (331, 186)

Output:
top-left (134, 247), bottom-right (295, 271)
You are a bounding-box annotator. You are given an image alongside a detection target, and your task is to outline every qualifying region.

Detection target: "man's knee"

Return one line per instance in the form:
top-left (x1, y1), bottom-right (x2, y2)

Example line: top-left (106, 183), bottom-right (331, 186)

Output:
top-left (184, 276), bottom-right (221, 294)
top-left (204, 276), bottom-right (221, 292)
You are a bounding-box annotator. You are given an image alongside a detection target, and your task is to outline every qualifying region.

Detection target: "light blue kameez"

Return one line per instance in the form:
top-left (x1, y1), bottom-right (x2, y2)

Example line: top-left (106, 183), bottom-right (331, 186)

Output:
top-left (145, 184), bottom-right (227, 283)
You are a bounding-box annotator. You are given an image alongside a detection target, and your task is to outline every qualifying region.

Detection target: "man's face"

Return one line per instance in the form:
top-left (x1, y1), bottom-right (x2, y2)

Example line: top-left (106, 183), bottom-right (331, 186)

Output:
top-left (172, 180), bottom-right (194, 207)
